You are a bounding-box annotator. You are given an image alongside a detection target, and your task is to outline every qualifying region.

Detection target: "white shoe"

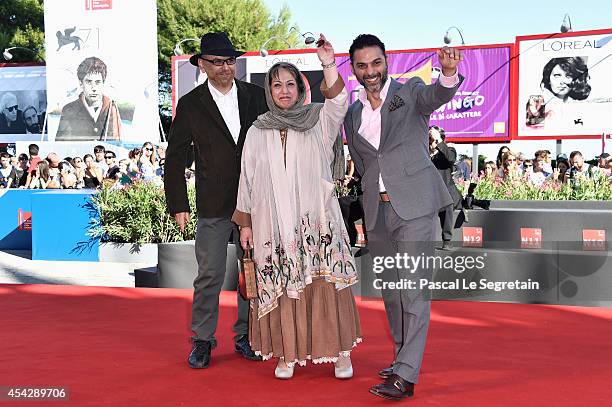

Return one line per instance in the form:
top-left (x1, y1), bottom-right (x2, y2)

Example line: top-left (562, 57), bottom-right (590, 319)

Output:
top-left (334, 362), bottom-right (353, 379)
top-left (275, 364), bottom-right (294, 379)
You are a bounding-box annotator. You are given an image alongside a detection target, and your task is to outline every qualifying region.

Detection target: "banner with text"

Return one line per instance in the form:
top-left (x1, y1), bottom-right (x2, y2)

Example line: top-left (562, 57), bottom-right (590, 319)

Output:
top-left (336, 46), bottom-right (511, 143)
top-left (44, 0), bottom-right (159, 143)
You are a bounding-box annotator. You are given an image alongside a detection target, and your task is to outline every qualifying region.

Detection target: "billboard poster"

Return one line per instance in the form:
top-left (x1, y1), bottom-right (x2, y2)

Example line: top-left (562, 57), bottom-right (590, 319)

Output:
top-left (516, 29), bottom-right (612, 139)
top-left (44, 0), bottom-right (159, 143)
top-left (244, 50), bottom-right (323, 102)
top-left (171, 54), bottom-right (248, 117)
top-left (0, 64), bottom-right (47, 143)
top-left (336, 45), bottom-right (512, 143)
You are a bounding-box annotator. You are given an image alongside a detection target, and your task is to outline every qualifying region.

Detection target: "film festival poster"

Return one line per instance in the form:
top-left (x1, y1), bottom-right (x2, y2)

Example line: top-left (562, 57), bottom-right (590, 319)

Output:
top-left (517, 29), bottom-right (612, 138)
top-left (335, 46), bottom-right (511, 143)
top-left (43, 0), bottom-right (159, 143)
top-left (0, 65), bottom-right (47, 143)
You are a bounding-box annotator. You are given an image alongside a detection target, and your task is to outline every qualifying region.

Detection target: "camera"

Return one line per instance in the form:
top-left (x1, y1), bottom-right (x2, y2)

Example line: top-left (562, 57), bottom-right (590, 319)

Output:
top-left (462, 182), bottom-right (490, 210)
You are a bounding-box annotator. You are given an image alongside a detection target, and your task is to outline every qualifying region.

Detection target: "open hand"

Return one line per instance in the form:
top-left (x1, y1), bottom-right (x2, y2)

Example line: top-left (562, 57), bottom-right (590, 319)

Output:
top-left (316, 34), bottom-right (335, 65)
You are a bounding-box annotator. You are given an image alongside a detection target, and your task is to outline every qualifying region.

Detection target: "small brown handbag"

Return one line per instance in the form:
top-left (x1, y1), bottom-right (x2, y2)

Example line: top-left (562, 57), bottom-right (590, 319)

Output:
top-left (238, 246), bottom-right (258, 300)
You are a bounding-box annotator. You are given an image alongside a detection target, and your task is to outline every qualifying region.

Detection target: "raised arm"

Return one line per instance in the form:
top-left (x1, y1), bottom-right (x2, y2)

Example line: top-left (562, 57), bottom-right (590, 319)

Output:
top-left (316, 34), bottom-right (348, 157)
top-left (413, 46), bottom-right (463, 115)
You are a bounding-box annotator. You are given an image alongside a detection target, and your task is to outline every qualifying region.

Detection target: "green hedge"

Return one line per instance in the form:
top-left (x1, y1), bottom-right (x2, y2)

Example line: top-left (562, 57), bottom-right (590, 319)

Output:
top-left (88, 181), bottom-right (197, 243)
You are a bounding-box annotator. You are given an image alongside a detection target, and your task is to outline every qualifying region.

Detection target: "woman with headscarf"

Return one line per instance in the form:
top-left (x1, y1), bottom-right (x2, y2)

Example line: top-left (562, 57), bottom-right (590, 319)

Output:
top-left (232, 34), bottom-right (361, 380)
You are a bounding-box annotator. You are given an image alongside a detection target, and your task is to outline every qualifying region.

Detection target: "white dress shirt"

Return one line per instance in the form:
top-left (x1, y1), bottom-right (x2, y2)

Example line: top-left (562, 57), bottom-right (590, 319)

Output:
top-left (208, 80), bottom-right (241, 144)
top-left (358, 71), bottom-right (460, 192)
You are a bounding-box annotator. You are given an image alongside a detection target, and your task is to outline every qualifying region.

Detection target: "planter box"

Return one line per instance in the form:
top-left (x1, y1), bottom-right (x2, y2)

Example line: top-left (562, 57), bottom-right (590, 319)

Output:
top-left (156, 241), bottom-right (239, 290)
top-left (98, 242), bottom-right (158, 263)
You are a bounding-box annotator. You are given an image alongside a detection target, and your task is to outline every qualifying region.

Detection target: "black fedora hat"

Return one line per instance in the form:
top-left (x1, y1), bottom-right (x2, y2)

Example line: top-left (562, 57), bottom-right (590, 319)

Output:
top-left (189, 32), bottom-right (245, 66)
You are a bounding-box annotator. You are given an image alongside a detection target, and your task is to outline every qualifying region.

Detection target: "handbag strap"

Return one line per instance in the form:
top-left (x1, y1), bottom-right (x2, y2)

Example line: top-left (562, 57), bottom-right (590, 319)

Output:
top-left (243, 245), bottom-right (252, 260)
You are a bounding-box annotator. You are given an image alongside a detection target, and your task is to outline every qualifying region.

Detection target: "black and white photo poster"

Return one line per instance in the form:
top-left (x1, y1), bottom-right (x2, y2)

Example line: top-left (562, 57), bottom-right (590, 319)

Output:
top-left (44, 0), bottom-right (158, 143)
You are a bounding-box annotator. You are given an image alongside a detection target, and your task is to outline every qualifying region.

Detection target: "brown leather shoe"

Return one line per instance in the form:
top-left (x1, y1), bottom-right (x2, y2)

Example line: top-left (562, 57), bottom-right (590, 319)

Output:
top-left (378, 365), bottom-right (394, 379)
top-left (369, 374), bottom-right (415, 400)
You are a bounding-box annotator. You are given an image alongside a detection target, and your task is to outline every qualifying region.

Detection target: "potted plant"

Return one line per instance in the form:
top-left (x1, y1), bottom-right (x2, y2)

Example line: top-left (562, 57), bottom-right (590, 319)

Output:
top-left (88, 180), bottom-right (197, 263)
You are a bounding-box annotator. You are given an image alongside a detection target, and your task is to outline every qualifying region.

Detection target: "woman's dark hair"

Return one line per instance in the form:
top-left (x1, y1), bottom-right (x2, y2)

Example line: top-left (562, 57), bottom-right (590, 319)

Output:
top-left (83, 154), bottom-right (93, 162)
top-left (349, 34), bottom-right (386, 62)
top-left (496, 146), bottom-right (510, 167)
top-left (128, 148), bottom-right (141, 160)
top-left (541, 57), bottom-right (591, 100)
top-left (37, 160), bottom-right (50, 181)
top-left (268, 62), bottom-right (305, 97)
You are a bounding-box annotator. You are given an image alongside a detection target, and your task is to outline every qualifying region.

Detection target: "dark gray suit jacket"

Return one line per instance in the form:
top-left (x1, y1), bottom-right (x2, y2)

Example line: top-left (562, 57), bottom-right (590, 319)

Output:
top-left (344, 76), bottom-right (462, 231)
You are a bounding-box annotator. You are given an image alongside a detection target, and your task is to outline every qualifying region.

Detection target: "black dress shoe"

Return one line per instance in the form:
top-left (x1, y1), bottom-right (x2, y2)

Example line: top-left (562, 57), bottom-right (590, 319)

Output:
top-left (378, 365), bottom-right (394, 379)
top-left (188, 339), bottom-right (212, 369)
top-left (369, 374), bottom-right (415, 400)
top-left (234, 335), bottom-right (262, 361)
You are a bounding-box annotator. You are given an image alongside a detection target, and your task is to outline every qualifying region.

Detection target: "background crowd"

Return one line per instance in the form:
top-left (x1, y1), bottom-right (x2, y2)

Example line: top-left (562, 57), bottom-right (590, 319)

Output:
top-left (0, 142), bottom-right (167, 189)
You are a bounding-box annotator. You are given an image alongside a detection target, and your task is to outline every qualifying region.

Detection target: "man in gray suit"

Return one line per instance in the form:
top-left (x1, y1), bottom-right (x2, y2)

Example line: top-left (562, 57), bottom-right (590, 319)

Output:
top-left (344, 34), bottom-right (462, 400)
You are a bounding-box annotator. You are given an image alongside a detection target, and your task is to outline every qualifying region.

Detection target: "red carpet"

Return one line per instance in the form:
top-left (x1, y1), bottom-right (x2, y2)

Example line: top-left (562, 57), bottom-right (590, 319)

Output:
top-left (1, 284), bottom-right (612, 406)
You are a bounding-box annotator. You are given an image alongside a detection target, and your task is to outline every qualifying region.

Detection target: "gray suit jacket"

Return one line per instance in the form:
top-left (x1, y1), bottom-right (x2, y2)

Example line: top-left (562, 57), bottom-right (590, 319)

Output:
top-left (344, 76), bottom-right (462, 231)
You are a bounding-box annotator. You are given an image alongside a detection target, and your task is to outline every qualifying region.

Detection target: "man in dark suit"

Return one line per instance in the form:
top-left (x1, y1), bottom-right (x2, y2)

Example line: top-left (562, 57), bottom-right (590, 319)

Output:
top-left (429, 125), bottom-right (462, 250)
top-left (344, 34), bottom-right (462, 400)
top-left (164, 32), bottom-right (268, 369)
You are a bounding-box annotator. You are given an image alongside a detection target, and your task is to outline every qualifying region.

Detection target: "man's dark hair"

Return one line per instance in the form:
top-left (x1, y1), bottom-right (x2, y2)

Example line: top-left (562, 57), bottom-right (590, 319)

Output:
top-left (94, 145), bottom-right (105, 154)
top-left (429, 125), bottom-right (446, 141)
top-left (28, 143), bottom-right (39, 156)
top-left (267, 62), bottom-right (306, 97)
top-left (541, 57), bottom-right (591, 100)
top-left (23, 105), bottom-right (37, 117)
top-left (349, 34), bottom-right (386, 62)
top-left (534, 150), bottom-right (548, 159)
top-left (106, 150), bottom-right (116, 158)
top-left (0, 152), bottom-right (9, 159)
top-left (18, 153), bottom-right (28, 162)
top-left (569, 150), bottom-right (583, 160)
top-left (77, 57), bottom-right (108, 82)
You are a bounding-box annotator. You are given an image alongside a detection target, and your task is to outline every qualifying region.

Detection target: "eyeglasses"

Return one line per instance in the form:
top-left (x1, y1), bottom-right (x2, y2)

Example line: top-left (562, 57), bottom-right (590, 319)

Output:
top-left (506, 158), bottom-right (517, 162)
top-left (105, 155), bottom-right (114, 159)
top-left (200, 57), bottom-right (236, 66)
top-left (144, 147), bottom-right (153, 152)
top-left (523, 164), bottom-right (533, 167)
top-left (6, 105), bottom-right (18, 112)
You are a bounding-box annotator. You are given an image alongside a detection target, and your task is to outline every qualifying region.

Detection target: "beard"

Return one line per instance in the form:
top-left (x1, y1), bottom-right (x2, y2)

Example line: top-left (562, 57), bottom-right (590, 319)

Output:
top-left (357, 67), bottom-right (388, 94)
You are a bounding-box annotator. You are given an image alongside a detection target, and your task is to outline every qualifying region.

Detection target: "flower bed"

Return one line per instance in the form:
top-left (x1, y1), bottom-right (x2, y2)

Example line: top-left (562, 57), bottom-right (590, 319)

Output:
top-left (458, 173), bottom-right (612, 201)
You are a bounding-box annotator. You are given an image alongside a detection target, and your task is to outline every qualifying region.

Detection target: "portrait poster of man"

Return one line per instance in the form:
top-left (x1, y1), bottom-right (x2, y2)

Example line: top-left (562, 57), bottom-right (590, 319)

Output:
top-left (44, 0), bottom-right (159, 142)
top-left (55, 56), bottom-right (121, 141)
top-left (517, 29), bottom-right (612, 138)
top-left (0, 65), bottom-right (47, 142)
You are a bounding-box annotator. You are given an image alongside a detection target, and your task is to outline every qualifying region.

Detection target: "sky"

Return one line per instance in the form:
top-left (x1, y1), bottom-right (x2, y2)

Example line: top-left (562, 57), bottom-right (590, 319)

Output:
top-left (261, 0), bottom-right (612, 162)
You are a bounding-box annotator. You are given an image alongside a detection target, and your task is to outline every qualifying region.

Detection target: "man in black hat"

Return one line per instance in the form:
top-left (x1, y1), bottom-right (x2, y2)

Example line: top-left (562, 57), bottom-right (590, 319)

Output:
top-left (164, 32), bottom-right (268, 369)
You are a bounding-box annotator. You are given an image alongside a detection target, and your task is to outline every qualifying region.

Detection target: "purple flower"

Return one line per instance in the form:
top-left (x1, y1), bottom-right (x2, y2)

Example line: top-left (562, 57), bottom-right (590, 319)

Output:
top-left (261, 265), bottom-right (274, 277)
top-left (321, 234), bottom-right (332, 245)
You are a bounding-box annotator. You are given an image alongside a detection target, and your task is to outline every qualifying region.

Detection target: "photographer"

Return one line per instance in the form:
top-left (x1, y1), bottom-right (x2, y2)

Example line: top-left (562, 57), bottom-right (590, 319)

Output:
top-left (569, 151), bottom-right (594, 180)
top-left (429, 125), bottom-right (462, 250)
